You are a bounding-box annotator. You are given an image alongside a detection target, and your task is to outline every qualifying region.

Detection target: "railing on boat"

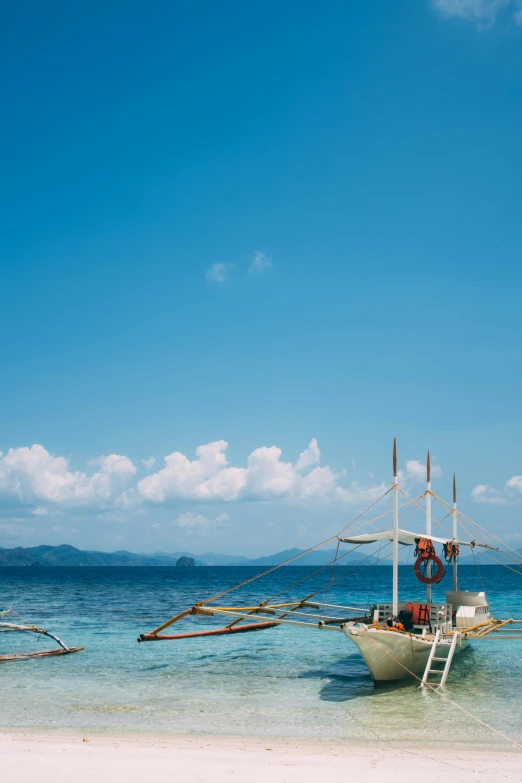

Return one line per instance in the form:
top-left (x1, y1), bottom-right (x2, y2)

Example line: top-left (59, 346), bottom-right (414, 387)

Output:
top-left (372, 602), bottom-right (452, 634)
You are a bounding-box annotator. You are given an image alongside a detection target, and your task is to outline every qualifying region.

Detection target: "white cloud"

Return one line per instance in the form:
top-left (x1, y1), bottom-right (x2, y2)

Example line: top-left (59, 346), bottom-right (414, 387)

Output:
top-left (334, 481), bottom-right (389, 505)
top-left (295, 438), bottom-right (321, 471)
top-left (471, 474), bottom-right (522, 504)
top-left (138, 440), bottom-right (246, 502)
top-left (0, 445), bottom-right (136, 509)
top-left (205, 263), bottom-right (234, 283)
top-left (398, 459), bottom-right (442, 485)
top-left (505, 475), bottom-right (522, 493)
top-left (137, 438), bottom-right (384, 506)
top-left (432, 0), bottom-right (521, 26)
top-left (0, 440), bottom-right (451, 521)
top-left (471, 483), bottom-right (507, 504)
top-left (142, 457), bottom-right (156, 470)
top-left (249, 251), bottom-right (272, 275)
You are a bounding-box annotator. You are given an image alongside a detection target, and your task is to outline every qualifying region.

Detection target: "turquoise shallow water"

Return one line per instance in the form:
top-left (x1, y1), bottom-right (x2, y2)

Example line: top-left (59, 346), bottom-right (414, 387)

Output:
top-left (1, 565), bottom-right (521, 746)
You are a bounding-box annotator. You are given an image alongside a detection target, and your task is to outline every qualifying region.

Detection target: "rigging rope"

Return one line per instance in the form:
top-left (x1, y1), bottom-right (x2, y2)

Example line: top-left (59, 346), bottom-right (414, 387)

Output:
top-left (362, 631), bottom-right (522, 751)
top-left (203, 487), bottom-right (393, 605)
top-left (436, 496), bottom-right (522, 561)
top-left (263, 543), bottom-right (364, 604)
top-left (266, 497), bottom-right (421, 605)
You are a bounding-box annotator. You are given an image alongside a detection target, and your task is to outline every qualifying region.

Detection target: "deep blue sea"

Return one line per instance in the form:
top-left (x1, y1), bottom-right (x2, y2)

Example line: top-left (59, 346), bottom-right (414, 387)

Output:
top-left (1, 565), bottom-right (521, 747)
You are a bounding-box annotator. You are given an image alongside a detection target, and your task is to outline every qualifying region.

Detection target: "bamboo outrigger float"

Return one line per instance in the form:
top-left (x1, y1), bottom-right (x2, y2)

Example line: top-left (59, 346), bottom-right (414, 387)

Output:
top-left (138, 440), bottom-right (522, 690)
top-left (0, 608), bottom-right (83, 662)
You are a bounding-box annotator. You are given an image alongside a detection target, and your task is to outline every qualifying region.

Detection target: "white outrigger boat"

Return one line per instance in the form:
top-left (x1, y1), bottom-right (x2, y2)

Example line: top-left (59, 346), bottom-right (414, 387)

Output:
top-left (138, 440), bottom-right (522, 691)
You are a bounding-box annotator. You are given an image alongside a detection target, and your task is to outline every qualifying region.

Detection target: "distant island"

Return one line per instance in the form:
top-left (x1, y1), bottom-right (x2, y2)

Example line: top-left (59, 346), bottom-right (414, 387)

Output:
top-left (176, 556), bottom-right (196, 567)
top-left (0, 543), bottom-right (508, 567)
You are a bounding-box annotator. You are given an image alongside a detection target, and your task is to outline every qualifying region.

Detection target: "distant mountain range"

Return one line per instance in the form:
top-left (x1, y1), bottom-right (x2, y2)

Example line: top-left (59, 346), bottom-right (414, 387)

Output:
top-left (0, 545), bottom-right (182, 567)
top-left (0, 544), bottom-right (376, 567)
top-left (0, 544), bottom-right (515, 567)
top-left (154, 547), bottom-right (380, 567)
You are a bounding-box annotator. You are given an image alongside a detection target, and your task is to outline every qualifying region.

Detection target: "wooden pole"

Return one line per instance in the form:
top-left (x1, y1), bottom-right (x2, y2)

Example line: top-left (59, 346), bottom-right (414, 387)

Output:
top-left (426, 450), bottom-right (432, 605)
top-left (392, 438), bottom-right (399, 616)
top-left (453, 473), bottom-right (458, 591)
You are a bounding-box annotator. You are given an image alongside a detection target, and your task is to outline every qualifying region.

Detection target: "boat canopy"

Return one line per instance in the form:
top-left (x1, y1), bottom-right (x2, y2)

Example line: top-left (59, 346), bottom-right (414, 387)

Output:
top-left (339, 528), bottom-right (495, 549)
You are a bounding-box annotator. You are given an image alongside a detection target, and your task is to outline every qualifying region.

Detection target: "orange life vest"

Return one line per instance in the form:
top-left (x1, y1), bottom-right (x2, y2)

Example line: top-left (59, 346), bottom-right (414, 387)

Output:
top-left (443, 541), bottom-right (461, 562)
top-left (404, 602), bottom-right (430, 626)
top-left (414, 537), bottom-right (436, 560)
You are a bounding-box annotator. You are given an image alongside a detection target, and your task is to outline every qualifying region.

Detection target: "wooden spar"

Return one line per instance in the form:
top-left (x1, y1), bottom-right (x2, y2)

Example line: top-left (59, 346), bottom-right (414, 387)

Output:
top-left (213, 602), bottom-right (301, 611)
top-left (225, 603), bottom-right (268, 629)
top-left (302, 601), bottom-right (368, 612)
top-left (0, 623), bottom-right (73, 652)
top-left (138, 622), bottom-right (276, 641)
top-left (139, 606), bottom-right (347, 640)
top-left (145, 601), bottom-right (301, 638)
top-left (200, 607), bottom-right (344, 631)
top-left (0, 620), bottom-right (83, 661)
top-left (479, 618), bottom-right (514, 636)
top-left (0, 647), bottom-right (83, 662)
top-left (138, 596), bottom-right (371, 642)
top-left (272, 598), bottom-right (320, 624)
top-left (148, 608), bottom-right (195, 636)
top-left (229, 592), bottom-right (317, 630)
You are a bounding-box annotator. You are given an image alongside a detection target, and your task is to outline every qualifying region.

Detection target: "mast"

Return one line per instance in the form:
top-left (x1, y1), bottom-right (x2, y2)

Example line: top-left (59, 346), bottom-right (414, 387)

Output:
top-left (426, 451), bottom-right (432, 605)
top-left (453, 474), bottom-right (458, 591)
top-left (392, 438), bottom-right (399, 616)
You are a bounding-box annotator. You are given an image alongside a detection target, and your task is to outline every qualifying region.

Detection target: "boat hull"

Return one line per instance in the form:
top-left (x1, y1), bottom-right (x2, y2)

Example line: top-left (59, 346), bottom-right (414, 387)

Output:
top-left (344, 624), bottom-right (468, 685)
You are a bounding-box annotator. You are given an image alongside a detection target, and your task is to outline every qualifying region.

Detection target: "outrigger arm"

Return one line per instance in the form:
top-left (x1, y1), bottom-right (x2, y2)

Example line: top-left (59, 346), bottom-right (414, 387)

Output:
top-left (138, 599), bottom-right (371, 642)
top-left (0, 622), bottom-right (83, 661)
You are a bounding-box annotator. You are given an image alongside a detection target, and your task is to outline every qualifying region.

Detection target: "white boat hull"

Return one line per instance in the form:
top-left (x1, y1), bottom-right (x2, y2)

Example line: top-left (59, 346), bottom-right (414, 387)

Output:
top-left (344, 624), bottom-right (468, 685)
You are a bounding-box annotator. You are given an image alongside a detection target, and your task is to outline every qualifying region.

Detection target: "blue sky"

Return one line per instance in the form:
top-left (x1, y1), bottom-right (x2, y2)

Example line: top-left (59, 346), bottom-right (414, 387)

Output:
top-left (1, 0), bottom-right (522, 555)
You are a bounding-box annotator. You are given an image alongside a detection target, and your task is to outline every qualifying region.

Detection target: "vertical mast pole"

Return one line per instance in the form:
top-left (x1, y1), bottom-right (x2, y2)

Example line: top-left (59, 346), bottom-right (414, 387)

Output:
top-left (392, 438), bottom-right (399, 616)
top-left (453, 474), bottom-right (458, 591)
top-left (426, 451), bottom-right (432, 605)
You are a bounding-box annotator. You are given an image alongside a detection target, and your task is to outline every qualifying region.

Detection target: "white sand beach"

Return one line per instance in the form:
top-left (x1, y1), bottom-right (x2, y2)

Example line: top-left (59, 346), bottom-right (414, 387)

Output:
top-left (1, 731), bottom-right (520, 783)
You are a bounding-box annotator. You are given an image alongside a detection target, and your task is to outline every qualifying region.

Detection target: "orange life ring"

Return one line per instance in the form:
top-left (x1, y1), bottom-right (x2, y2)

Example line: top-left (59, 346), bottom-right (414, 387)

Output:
top-left (414, 555), bottom-right (444, 584)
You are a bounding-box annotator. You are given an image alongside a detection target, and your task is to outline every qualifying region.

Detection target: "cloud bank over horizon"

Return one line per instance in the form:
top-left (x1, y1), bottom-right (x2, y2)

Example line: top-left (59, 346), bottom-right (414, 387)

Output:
top-left (0, 439), bottom-right (449, 515)
top-left (1, 439), bottom-right (519, 549)
top-left (0, 439), bottom-right (391, 513)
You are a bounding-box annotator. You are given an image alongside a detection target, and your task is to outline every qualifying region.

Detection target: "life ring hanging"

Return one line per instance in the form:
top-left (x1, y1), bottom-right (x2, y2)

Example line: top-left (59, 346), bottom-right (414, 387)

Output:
top-left (414, 555), bottom-right (445, 585)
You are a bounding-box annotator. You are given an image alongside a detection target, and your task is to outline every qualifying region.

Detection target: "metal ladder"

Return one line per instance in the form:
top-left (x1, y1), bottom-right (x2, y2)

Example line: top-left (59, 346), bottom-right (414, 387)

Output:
top-left (420, 630), bottom-right (459, 689)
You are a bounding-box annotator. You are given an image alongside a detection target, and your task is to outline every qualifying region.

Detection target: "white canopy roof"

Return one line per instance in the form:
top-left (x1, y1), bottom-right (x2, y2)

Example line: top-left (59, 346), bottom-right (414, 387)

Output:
top-left (339, 529), bottom-right (491, 549)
